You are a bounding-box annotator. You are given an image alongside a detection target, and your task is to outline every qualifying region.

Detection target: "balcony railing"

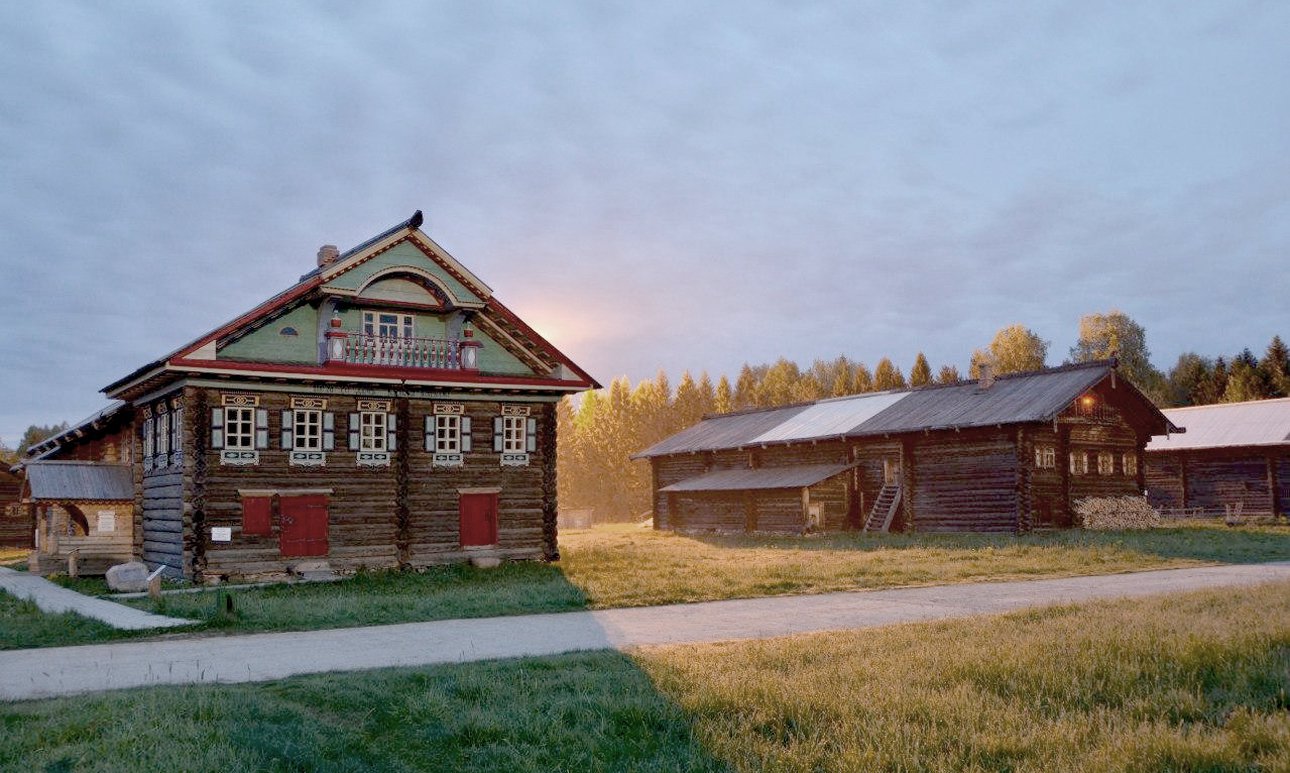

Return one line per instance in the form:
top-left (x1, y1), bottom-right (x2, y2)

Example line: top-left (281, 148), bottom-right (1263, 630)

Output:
top-left (343, 333), bottom-right (461, 369)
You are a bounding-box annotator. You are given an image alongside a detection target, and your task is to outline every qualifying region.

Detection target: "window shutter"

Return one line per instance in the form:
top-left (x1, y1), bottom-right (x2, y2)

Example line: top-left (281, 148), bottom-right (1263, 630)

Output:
top-left (323, 412), bottom-right (336, 451)
top-left (424, 415), bottom-right (433, 451)
top-left (493, 417), bottom-right (504, 452)
top-left (461, 416), bottom-right (472, 453)
top-left (526, 417), bottom-right (538, 453)
top-left (255, 408), bottom-right (269, 449)
top-left (387, 413), bottom-right (397, 451)
top-left (242, 496), bottom-right (272, 536)
top-left (348, 413), bottom-right (360, 451)
top-left (281, 410), bottom-right (294, 450)
top-left (209, 408), bottom-right (224, 450)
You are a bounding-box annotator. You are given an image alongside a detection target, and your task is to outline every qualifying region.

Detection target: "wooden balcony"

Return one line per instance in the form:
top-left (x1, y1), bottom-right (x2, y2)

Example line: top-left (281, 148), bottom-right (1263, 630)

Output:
top-left (341, 333), bottom-right (462, 369)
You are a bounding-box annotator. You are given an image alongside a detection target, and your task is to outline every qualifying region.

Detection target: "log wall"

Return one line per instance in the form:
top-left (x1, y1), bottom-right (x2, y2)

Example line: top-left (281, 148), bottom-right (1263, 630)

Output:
top-left (909, 430), bottom-right (1018, 532)
top-left (1146, 447), bottom-right (1290, 517)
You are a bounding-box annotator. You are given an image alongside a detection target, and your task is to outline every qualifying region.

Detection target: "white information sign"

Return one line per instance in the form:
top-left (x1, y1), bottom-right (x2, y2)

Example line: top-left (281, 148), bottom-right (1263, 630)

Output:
top-left (97, 511), bottom-right (116, 533)
top-left (211, 527), bottom-right (233, 542)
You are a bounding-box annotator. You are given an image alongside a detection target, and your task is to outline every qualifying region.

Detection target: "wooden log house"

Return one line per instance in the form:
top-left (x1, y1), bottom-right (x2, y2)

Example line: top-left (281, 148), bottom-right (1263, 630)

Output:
top-left (635, 361), bottom-right (1180, 534)
top-left (1145, 398), bottom-right (1290, 519)
top-left (17, 211), bottom-right (597, 579)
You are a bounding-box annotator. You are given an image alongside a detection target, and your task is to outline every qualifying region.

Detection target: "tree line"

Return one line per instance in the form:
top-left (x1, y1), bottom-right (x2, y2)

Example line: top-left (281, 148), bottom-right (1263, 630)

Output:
top-left (558, 311), bottom-right (1290, 518)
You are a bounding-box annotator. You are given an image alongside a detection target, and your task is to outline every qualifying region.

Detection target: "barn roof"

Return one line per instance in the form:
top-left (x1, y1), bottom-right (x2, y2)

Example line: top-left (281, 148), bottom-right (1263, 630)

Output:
top-left (18, 401), bottom-right (129, 467)
top-left (25, 461), bottom-right (133, 501)
top-left (1147, 398), bottom-right (1290, 452)
top-left (658, 463), bottom-right (855, 492)
top-left (635, 360), bottom-right (1176, 459)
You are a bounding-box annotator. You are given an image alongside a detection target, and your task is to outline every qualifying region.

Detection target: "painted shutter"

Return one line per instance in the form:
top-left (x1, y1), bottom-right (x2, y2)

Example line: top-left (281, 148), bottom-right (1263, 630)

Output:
top-left (255, 409), bottom-right (269, 449)
top-left (387, 413), bottom-right (397, 451)
top-left (242, 496), bottom-right (272, 536)
top-left (323, 412), bottom-right (335, 451)
top-left (209, 408), bottom-right (224, 450)
top-left (281, 410), bottom-right (294, 450)
top-left (461, 416), bottom-right (472, 453)
top-left (424, 415), bottom-right (433, 451)
top-left (493, 417), bottom-right (504, 452)
top-left (348, 413), bottom-right (360, 451)
top-left (526, 417), bottom-right (538, 452)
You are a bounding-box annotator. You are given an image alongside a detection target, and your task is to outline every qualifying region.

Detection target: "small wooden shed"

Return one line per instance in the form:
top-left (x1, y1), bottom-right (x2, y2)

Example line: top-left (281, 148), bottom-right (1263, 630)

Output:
top-left (1146, 398), bottom-right (1290, 518)
top-left (0, 468), bottom-right (29, 547)
top-left (23, 460), bottom-right (135, 575)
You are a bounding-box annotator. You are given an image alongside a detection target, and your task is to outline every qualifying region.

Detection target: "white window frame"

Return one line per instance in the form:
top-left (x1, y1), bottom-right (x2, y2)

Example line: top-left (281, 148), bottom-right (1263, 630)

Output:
top-left (1122, 452), bottom-right (1138, 477)
top-left (225, 406), bottom-right (256, 450)
top-left (1034, 446), bottom-right (1056, 469)
top-left (361, 411), bottom-right (387, 452)
top-left (294, 409), bottom-right (323, 451)
top-left (1097, 451), bottom-right (1115, 476)
top-left (362, 311), bottom-right (414, 339)
top-left (1069, 451), bottom-right (1089, 476)
top-left (436, 414), bottom-right (461, 453)
top-left (502, 415), bottom-right (527, 453)
top-left (171, 405), bottom-right (183, 456)
top-left (156, 412), bottom-right (170, 458)
top-left (142, 418), bottom-right (155, 458)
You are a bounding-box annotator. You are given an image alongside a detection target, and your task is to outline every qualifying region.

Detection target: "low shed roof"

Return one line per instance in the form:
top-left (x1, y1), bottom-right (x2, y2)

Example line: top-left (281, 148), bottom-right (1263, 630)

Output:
top-left (25, 461), bottom-right (133, 502)
top-left (659, 463), bottom-right (855, 492)
top-left (636, 361), bottom-right (1175, 459)
top-left (1148, 398), bottom-right (1290, 452)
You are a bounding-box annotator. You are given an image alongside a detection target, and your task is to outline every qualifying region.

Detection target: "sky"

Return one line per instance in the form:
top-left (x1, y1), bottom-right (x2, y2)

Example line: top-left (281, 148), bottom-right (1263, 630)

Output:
top-left (1, 1), bottom-right (1288, 445)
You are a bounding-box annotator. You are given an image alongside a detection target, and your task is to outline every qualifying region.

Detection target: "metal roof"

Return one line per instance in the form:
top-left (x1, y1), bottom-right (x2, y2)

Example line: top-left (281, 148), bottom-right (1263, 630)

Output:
top-left (25, 461), bottom-right (134, 501)
top-left (634, 403), bottom-right (810, 458)
top-left (659, 463), bottom-right (855, 492)
top-left (752, 391), bottom-right (911, 443)
top-left (1148, 398), bottom-right (1290, 452)
top-left (636, 361), bottom-right (1176, 458)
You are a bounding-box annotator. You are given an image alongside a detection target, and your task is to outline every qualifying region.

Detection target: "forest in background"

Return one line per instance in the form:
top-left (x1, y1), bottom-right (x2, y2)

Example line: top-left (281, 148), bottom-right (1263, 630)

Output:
top-left (558, 311), bottom-right (1290, 519)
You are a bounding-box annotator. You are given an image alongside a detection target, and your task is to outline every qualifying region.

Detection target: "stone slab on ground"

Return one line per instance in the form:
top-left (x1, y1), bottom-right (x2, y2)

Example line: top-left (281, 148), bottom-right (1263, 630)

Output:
top-left (0, 567), bottom-right (196, 632)
top-left (2, 562), bottom-right (1289, 702)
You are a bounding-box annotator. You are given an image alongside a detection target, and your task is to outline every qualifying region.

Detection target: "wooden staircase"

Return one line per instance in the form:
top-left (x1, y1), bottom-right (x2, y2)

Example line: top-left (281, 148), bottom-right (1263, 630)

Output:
top-left (864, 483), bottom-right (902, 533)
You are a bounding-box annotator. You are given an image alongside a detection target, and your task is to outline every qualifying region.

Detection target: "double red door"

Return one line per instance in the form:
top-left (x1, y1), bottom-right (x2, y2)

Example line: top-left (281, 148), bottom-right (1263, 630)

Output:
top-left (459, 493), bottom-right (499, 547)
top-left (280, 494), bottom-right (329, 557)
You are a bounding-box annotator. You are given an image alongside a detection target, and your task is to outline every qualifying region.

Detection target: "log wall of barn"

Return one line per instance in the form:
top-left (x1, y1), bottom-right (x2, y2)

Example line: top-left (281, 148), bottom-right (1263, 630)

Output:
top-left (1146, 448), bottom-right (1289, 517)
top-left (652, 455), bottom-right (708, 529)
top-left (1066, 421), bottom-right (1141, 500)
top-left (807, 476), bottom-right (849, 531)
top-left (910, 430), bottom-right (1018, 532)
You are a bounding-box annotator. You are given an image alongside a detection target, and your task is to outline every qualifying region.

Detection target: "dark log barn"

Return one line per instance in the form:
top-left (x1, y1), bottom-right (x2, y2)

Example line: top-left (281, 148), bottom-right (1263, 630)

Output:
top-left (1146, 398), bottom-right (1290, 519)
top-left (636, 361), bottom-right (1179, 534)
top-left (16, 212), bottom-right (597, 579)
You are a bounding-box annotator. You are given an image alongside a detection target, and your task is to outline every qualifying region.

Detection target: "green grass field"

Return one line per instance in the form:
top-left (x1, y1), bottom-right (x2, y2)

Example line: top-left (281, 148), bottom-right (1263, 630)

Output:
top-left (5, 581), bottom-right (1287, 771)
top-left (3, 522), bottom-right (1288, 650)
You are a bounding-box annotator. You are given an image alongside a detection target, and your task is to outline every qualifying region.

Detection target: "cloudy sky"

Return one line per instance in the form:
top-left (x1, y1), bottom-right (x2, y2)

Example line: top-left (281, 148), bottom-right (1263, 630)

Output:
top-left (1, 1), bottom-right (1288, 443)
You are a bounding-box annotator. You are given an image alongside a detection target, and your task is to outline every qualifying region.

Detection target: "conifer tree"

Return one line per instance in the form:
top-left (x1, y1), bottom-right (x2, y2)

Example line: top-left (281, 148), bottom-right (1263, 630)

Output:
top-left (909, 353), bottom-right (932, 387)
top-left (937, 365), bottom-right (962, 384)
top-left (714, 375), bottom-right (733, 414)
top-left (1260, 335), bottom-right (1289, 397)
top-left (734, 365), bottom-right (758, 409)
top-left (852, 363), bottom-right (874, 393)
top-left (873, 358), bottom-right (906, 390)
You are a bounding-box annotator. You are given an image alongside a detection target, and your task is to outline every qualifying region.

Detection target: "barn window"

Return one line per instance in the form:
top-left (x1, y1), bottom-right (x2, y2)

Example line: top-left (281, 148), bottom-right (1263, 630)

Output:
top-left (501, 415), bottom-right (527, 453)
top-left (1069, 451), bottom-right (1089, 475)
top-left (225, 407), bottom-right (256, 449)
top-left (1097, 451), bottom-right (1114, 475)
top-left (1034, 446), bottom-right (1056, 469)
top-left (1122, 453), bottom-right (1137, 476)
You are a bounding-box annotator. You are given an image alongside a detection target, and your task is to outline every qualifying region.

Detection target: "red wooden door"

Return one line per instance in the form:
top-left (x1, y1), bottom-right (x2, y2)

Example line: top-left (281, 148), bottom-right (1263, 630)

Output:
top-left (280, 494), bottom-right (329, 557)
top-left (459, 493), bottom-right (498, 547)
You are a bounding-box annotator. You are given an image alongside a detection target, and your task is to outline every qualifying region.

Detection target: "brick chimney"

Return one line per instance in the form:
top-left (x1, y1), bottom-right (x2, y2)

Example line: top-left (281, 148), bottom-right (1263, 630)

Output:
top-left (978, 362), bottom-right (995, 390)
top-left (317, 244), bottom-right (340, 268)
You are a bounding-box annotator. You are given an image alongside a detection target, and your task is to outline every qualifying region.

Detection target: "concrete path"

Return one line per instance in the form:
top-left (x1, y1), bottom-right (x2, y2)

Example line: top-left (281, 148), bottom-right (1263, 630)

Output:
top-left (2, 562), bottom-right (1289, 702)
top-left (0, 567), bottom-right (195, 630)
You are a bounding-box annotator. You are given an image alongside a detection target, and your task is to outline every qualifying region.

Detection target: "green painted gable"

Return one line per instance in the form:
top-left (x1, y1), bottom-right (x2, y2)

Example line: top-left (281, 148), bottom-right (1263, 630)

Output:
top-left (219, 303), bottom-right (319, 364)
top-left (322, 241), bottom-right (483, 306)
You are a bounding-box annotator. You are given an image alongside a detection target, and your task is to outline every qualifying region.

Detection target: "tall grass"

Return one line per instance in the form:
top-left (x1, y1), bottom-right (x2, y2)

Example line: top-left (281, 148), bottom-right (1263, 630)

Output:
top-left (639, 580), bottom-right (1290, 771)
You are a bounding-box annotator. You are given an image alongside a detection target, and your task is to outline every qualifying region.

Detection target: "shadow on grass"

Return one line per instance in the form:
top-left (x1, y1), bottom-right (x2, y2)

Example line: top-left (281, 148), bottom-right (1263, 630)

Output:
top-left (0, 651), bottom-right (729, 772)
top-left (682, 522), bottom-right (1290, 564)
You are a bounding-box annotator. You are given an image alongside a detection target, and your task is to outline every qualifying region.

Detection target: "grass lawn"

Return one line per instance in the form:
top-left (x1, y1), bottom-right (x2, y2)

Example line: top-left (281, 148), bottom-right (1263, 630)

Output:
top-left (0, 546), bottom-right (28, 569)
top-left (3, 522), bottom-right (1288, 650)
top-left (5, 581), bottom-right (1288, 771)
